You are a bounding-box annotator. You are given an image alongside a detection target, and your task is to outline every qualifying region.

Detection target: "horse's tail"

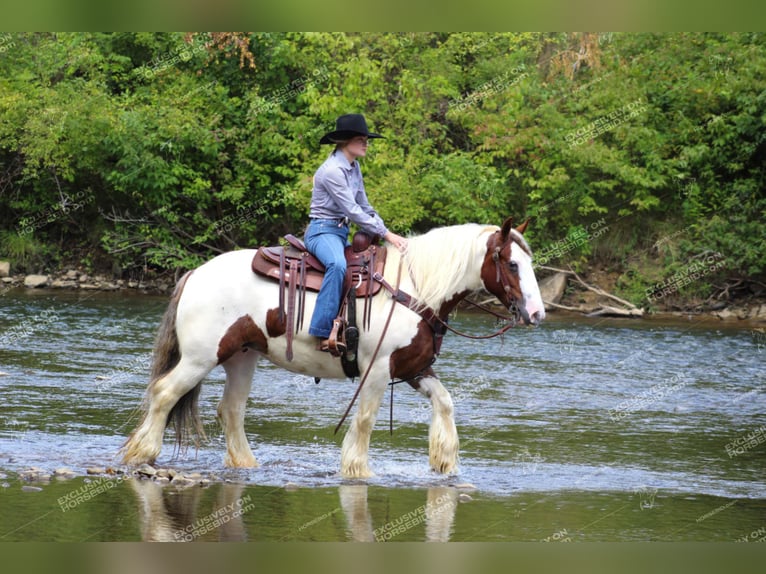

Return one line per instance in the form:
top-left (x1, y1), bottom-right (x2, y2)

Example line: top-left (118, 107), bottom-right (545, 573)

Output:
top-left (147, 270), bottom-right (205, 450)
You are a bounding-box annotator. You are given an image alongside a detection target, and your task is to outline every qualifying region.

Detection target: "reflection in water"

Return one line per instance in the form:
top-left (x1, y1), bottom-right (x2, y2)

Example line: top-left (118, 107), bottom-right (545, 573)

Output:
top-left (129, 480), bottom-right (249, 542)
top-left (130, 480), bottom-right (459, 542)
top-left (339, 484), bottom-right (458, 542)
top-left (424, 487), bottom-right (459, 542)
top-left (339, 484), bottom-right (375, 542)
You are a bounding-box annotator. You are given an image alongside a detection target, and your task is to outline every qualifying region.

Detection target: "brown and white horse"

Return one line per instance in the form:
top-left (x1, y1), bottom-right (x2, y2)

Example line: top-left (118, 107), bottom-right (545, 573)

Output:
top-left (121, 217), bottom-right (545, 478)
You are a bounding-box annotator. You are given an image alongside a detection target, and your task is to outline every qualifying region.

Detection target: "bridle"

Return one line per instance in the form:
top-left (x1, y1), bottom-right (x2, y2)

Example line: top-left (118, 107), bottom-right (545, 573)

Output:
top-left (375, 228), bottom-right (526, 347)
top-left (493, 244), bottom-right (518, 304)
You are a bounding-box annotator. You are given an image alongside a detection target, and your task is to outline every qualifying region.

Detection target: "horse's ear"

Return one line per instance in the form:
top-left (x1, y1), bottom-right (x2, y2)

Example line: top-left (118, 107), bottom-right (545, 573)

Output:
top-left (515, 217), bottom-right (531, 235)
top-left (500, 217), bottom-right (514, 239)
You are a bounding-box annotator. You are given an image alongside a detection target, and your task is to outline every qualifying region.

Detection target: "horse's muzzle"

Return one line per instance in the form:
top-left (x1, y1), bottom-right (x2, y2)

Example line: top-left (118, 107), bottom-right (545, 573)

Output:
top-left (526, 309), bottom-right (544, 326)
top-left (516, 300), bottom-right (544, 326)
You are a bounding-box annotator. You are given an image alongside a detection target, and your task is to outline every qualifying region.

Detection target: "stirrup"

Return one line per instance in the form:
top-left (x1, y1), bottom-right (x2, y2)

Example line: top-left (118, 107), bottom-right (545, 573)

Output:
top-left (319, 318), bottom-right (346, 357)
top-left (318, 338), bottom-right (346, 356)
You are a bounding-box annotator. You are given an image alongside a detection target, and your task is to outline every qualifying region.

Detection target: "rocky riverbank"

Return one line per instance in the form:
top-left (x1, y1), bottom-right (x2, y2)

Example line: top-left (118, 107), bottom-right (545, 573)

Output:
top-left (0, 262), bottom-right (175, 295)
top-left (536, 270), bottom-right (766, 324)
top-left (13, 463), bottom-right (217, 490)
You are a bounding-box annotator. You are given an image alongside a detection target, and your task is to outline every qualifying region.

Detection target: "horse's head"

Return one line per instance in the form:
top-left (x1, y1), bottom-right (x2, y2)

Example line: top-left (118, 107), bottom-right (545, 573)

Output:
top-left (481, 217), bottom-right (546, 326)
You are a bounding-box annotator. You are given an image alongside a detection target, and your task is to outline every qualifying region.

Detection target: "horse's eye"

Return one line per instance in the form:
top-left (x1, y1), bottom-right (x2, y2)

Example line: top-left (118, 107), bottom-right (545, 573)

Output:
top-left (508, 261), bottom-right (518, 273)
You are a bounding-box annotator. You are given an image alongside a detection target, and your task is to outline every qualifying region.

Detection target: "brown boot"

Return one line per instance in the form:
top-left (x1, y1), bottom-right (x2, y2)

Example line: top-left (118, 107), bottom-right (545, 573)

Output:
top-left (317, 338), bottom-right (346, 356)
top-left (317, 319), bottom-right (346, 357)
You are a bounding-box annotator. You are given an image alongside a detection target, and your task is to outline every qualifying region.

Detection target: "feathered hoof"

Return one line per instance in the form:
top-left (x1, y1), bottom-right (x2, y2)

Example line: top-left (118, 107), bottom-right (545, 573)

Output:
top-left (429, 451), bottom-right (459, 475)
top-left (430, 459), bottom-right (458, 475)
top-left (120, 428), bottom-right (162, 466)
top-left (340, 459), bottom-right (374, 479)
top-left (429, 431), bottom-right (459, 475)
top-left (224, 452), bottom-right (259, 468)
top-left (120, 444), bottom-right (158, 467)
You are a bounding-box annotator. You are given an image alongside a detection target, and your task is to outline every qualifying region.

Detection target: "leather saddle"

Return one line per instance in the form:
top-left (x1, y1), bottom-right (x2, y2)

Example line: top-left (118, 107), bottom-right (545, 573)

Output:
top-left (252, 232), bottom-right (387, 296)
top-left (252, 231), bottom-right (387, 363)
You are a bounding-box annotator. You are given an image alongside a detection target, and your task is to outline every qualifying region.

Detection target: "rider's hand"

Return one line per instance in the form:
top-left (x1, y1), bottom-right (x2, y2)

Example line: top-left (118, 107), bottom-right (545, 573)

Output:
top-left (384, 231), bottom-right (408, 252)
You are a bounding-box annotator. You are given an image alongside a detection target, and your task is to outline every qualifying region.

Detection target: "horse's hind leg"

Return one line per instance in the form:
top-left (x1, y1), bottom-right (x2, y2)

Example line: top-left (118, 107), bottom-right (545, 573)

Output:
top-left (122, 357), bottom-right (214, 465)
top-left (218, 350), bottom-right (258, 467)
top-left (410, 368), bottom-right (459, 474)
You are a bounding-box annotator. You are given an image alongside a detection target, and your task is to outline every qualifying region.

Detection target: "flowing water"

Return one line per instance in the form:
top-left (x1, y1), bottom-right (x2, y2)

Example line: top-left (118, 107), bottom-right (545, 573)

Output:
top-left (0, 289), bottom-right (764, 542)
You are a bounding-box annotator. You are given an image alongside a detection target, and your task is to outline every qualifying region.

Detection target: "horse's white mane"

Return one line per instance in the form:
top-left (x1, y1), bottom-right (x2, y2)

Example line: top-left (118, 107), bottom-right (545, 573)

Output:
top-left (402, 223), bottom-right (499, 311)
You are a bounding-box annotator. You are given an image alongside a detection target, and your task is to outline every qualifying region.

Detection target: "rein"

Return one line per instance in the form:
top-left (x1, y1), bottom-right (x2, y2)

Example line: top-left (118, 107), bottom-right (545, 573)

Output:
top-left (433, 298), bottom-right (520, 340)
top-left (373, 247), bottom-right (522, 344)
top-left (333, 258), bottom-right (403, 435)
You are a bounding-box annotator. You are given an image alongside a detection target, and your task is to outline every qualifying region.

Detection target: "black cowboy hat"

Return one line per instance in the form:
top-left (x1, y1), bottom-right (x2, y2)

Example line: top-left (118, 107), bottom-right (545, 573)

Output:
top-left (319, 113), bottom-right (384, 145)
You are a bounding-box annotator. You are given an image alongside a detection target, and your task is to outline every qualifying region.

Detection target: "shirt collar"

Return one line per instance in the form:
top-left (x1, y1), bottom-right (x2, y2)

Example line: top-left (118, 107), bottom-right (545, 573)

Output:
top-left (330, 149), bottom-right (356, 170)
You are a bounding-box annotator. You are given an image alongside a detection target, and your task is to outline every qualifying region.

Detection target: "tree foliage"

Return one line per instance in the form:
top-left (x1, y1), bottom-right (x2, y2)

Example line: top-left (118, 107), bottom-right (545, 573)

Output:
top-left (0, 32), bottom-right (763, 302)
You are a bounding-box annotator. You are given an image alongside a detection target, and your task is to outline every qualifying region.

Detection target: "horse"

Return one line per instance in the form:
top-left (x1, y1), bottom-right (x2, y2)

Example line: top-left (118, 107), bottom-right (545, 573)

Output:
top-left (121, 217), bottom-right (545, 478)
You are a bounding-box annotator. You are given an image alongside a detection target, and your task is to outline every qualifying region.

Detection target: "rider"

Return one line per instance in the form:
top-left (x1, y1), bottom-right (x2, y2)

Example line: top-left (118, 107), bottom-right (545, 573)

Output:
top-left (306, 113), bottom-right (408, 352)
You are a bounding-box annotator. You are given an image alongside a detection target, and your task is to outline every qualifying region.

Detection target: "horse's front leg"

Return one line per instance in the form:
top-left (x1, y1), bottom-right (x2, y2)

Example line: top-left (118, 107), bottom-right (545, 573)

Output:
top-left (340, 363), bottom-right (389, 478)
top-left (411, 368), bottom-right (459, 474)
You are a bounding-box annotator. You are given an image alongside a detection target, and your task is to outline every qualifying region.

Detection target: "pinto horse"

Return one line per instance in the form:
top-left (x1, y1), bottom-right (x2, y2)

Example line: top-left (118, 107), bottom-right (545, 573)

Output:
top-left (121, 217), bottom-right (545, 478)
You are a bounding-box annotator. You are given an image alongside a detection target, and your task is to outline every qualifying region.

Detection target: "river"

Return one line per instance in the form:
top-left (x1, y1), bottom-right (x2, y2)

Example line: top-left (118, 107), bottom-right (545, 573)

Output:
top-left (1, 289), bottom-right (764, 541)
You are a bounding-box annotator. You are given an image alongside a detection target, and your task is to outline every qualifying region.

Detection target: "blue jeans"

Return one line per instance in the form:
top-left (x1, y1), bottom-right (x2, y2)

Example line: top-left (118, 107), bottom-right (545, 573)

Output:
top-left (305, 219), bottom-right (349, 338)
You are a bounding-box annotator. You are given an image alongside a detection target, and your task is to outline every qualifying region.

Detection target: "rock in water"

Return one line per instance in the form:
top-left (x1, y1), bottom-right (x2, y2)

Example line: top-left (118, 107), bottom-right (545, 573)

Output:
top-left (50, 280), bottom-right (77, 289)
top-left (136, 463), bottom-right (157, 477)
top-left (538, 272), bottom-right (568, 306)
top-left (715, 308), bottom-right (735, 320)
top-left (170, 476), bottom-right (196, 487)
top-left (24, 274), bottom-right (49, 288)
top-left (19, 467), bottom-right (51, 482)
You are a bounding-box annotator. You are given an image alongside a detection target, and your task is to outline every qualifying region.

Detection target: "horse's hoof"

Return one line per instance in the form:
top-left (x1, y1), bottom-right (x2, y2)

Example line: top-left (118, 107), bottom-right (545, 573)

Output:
top-left (224, 454), bottom-right (259, 468)
top-left (340, 464), bottom-right (374, 479)
top-left (430, 463), bottom-right (458, 475)
top-left (429, 456), bottom-right (459, 475)
top-left (120, 446), bottom-right (158, 467)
